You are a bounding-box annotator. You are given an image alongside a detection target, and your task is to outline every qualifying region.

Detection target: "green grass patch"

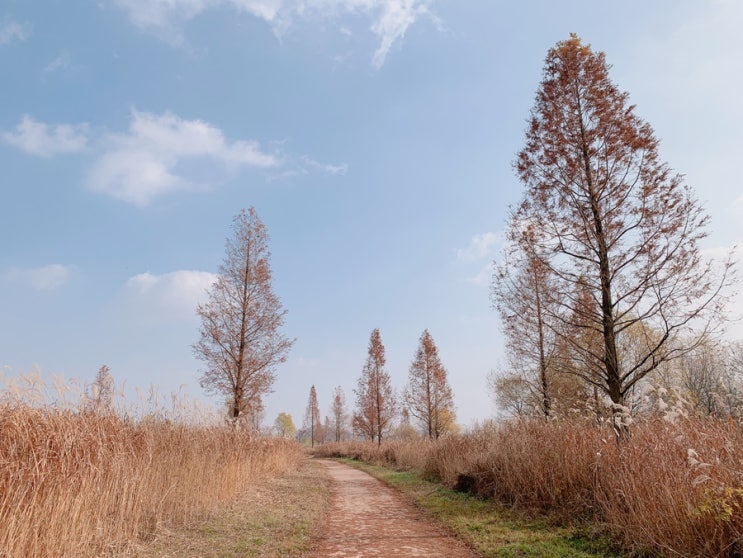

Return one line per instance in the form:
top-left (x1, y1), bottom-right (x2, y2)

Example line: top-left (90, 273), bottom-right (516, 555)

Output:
top-left (340, 459), bottom-right (619, 558)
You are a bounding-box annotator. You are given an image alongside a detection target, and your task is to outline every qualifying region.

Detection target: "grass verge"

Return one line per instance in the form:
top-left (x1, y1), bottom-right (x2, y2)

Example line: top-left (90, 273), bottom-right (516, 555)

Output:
top-left (340, 459), bottom-right (619, 558)
top-left (138, 457), bottom-right (331, 557)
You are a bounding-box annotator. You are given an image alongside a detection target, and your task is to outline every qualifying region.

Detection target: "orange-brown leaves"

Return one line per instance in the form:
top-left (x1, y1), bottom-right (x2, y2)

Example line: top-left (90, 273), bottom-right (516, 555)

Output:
top-left (194, 208), bottom-right (294, 424)
top-left (403, 329), bottom-right (455, 439)
top-left (504, 35), bottom-right (732, 409)
top-left (304, 385), bottom-right (322, 447)
top-left (353, 329), bottom-right (397, 446)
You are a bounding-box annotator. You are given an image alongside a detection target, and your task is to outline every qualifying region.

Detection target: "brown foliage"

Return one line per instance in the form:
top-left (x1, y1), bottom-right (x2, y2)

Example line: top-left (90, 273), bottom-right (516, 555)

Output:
top-left (403, 329), bottom-right (456, 438)
top-left (492, 230), bottom-right (558, 418)
top-left (353, 328), bottom-right (397, 446)
top-left (304, 384), bottom-right (322, 447)
top-left (509, 34), bottom-right (733, 410)
top-left (331, 385), bottom-right (348, 442)
top-left (194, 208), bottom-right (294, 424)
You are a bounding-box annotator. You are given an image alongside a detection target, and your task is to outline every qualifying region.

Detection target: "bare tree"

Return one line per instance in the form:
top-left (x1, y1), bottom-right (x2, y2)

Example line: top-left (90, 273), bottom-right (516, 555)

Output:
top-left (304, 385), bottom-right (321, 447)
top-left (194, 208), bottom-right (294, 426)
top-left (487, 370), bottom-right (531, 418)
top-left (85, 365), bottom-right (115, 413)
top-left (678, 340), bottom-right (743, 419)
top-left (354, 328), bottom-right (397, 446)
top-left (511, 34), bottom-right (733, 419)
top-left (492, 227), bottom-right (557, 418)
top-left (330, 385), bottom-right (348, 442)
top-left (404, 330), bottom-right (455, 438)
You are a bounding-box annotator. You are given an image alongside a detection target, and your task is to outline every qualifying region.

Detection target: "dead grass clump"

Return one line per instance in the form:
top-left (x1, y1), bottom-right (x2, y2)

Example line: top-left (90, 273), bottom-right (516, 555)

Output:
top-left (314, 438), bottom-right (434, 471)
top-left (313, 441), bottom-right (384, 462)
top-left (320, 419), bottom-right (742, 557)
top-left (0, 402), bottom-right (302, 557)
top-left (594, 418), bottom-right (743, 557)
top-left (469, 420), bottom-right (601, 518)
top-left (422, 428), bottom-right (500, 486)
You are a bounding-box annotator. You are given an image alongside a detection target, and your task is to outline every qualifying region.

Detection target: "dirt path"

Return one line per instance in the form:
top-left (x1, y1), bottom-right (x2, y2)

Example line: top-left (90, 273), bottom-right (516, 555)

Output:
top-left (308, 460), bottom-right (477, 558)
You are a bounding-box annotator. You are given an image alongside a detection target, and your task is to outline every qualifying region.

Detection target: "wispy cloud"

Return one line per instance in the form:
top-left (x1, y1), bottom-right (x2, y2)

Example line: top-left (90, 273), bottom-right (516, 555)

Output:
top-left (456, 232), bottom-right (501, 287)
top-left (43, 51), bottom-right (71, 75)
top-left (0, 20), bottom-right (31, 45)
top-left (3, 111), bottom-right (343, 205)
top-left (456, 232), bottom-right (501, 262)
top-left (122, 270), bottom-right (218, 316)
top-left (112, 0), bottom-right (283, 44)
top-left (88, 109), bottom-right (278, 206)
top-left (467, 263), bottom-right (494, 287)
top-left (301, 155), bottom-right (348, 175)
top-left (4, 264), bottom-right (76, 291)
top-left (2, 115), bottom-right (89, 157)
top-left (113, 0), bottom-right (437, 68)
top-left (365, 0), bottom-right (433, 68)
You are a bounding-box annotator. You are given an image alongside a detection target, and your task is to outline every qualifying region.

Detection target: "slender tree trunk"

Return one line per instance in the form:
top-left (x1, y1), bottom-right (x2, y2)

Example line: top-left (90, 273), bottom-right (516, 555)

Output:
top-left (577, 93), bottom-right (622, 408)
top-left (533, 265), bottom-right (551, 419)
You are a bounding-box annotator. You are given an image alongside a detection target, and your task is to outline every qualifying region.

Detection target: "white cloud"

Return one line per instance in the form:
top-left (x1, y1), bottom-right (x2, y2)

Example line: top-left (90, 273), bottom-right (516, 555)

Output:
top-left (2, 115), bottom-right (89, 157)
top-left (123, 270), bottom-right (218, 315)
top-left (0, 20), bottom-right (31, 45)
top-left (111, 0), bottom-right (214, 44)
top-left (231, 0), bottom-right (285, 20)
top-left (43, 51), bottom-right (71, 75)
top-left (112, 0), bottom-right (283, 43)
top-left (366, 0), bottom-right (431, 68)
top-left (114, 0), bottom-right (436, 67)
top-left (2, 111), bottom-right (337, 205)
top-left (4, 264), bottom-right (75, 291)
top-left (88, 110), bottom-right (278, 206)
top-left (456, 232), bottom-right (502, 287)
top-left (456, 232), bottom-right (501, 262)
top-left (467, 263), bottom-right (494, 287)
top-left (301, 155), bottom-right (348, 175)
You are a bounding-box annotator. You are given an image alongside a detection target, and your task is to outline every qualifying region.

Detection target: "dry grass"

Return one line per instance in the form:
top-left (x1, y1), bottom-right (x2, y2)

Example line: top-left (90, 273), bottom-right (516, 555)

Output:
top-left (138, 458), bottom-right (331, 557)
top-left (317, 418), bottom-right (743, 557)
top-left (0, 402), bottom-right (303, 557)
top-left (595, 419), bottom-right (743, 557)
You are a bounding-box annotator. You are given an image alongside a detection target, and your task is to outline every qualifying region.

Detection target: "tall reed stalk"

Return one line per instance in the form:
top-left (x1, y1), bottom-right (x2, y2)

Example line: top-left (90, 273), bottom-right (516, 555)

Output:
top-left (0, 403), bottom-right (302, 557)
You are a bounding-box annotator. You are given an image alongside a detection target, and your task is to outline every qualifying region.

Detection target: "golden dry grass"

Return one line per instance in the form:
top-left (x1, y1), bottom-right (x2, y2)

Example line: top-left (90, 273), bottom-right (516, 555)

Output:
top-left (0, 402), bottom-right (303, 557)
top-left (137, 458), bottom-right (331, 557)
top-left (316, 418), bottom-right (743, 557)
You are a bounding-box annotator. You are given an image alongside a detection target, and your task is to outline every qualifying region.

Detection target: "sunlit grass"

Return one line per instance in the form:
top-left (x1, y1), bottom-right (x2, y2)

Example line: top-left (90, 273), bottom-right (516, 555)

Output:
top-left (0, 370), bottom-right (303, 557)
top-left (318, 417), bottom-right (743, 557)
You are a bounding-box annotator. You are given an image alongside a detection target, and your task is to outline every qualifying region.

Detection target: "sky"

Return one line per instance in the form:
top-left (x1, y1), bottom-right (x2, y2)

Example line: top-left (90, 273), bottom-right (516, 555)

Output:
top-left (1, 0), bottom-right (742, 429)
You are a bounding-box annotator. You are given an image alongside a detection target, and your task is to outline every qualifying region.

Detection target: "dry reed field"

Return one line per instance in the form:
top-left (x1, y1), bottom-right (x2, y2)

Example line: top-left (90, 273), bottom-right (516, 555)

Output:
top-left (0, 400), bottom-right (302, 557)
top-left (317, 419), bottom-right (743, 557)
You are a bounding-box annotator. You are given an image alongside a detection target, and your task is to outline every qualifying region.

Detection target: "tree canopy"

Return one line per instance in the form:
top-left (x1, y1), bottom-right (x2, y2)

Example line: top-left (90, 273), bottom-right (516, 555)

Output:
top-left (501, 34), bottom-right (732, 415)
top-left (194, 208), bottom-right (294, 425)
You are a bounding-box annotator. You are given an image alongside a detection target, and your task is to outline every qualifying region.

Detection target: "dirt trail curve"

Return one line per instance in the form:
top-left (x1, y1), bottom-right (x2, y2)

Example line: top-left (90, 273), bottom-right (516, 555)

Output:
top-left (308, 459), bottom-right (477, 558)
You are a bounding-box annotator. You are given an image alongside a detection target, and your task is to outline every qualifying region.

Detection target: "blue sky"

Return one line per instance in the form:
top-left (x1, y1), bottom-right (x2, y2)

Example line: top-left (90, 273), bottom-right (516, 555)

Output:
top-left (1, 0), bottom-right (741, 428)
